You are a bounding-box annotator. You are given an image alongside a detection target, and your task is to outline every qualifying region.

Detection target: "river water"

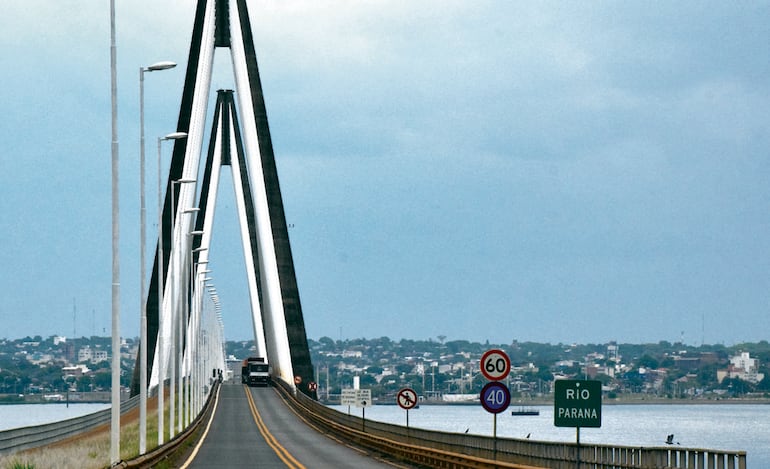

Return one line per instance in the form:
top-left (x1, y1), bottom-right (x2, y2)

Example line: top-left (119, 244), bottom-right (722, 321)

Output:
top-left (330, 403), bottom-right (770, 467)
top-left (1, 402), bottom-right (765, 466)
top-left (0, 403), bottom-right (109, 431)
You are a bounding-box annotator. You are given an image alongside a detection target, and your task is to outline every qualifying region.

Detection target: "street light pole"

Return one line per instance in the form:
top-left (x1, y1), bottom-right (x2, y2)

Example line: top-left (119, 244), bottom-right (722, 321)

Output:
top-left (192, 248), bottom-right (208, 420)
top-left (206, 285), bottom-right (218, 414)
top-left (179, 215), bottom-right (200, 431)
top-left (156, 132), bottom-right (187, 446)
top-left (139, 60), bottom-right (176, 455)
top-left (109, 0), bottom-right (120, 463)
top-left (169, 178), bottom-right (196, 440)
top-left (186, 239), bottom-right (205, 426)
top-left (189, 262), bottom-right (209, 424)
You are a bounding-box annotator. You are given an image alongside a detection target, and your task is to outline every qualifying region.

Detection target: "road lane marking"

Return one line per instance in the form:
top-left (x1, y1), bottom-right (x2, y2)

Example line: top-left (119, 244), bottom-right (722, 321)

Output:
top-left (245, 385), bottom-right (306, 469)
top-left (271, 387), bottom-right (369, 455)
top-left (271, 387), bottom-right (412, 468)
top-left (179, 383), bottom-right (222, 469)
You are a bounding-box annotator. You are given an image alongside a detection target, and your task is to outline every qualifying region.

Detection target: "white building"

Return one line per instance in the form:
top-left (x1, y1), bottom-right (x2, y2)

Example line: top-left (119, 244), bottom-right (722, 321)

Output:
top-left (78, 346), bottom-right (109, 364)
top-left (717, 352), bottom-right (765, 384)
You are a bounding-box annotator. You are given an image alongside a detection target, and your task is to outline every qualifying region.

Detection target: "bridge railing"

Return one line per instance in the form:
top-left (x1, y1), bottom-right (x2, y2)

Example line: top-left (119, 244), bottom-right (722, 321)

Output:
top-left (0, 394), bottom-right (139, 455)
top-left (277, 381), bottom-right (746, 469)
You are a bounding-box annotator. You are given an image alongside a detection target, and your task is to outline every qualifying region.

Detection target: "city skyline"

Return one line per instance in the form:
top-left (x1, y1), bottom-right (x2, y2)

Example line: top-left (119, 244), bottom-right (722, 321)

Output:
top-left (1, 2), bottom-right (769, 346)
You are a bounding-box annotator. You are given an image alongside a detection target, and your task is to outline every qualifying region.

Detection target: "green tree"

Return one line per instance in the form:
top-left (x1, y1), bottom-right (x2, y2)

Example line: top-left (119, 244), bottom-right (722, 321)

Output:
top-left (637, 354), bottom-right (659, 370)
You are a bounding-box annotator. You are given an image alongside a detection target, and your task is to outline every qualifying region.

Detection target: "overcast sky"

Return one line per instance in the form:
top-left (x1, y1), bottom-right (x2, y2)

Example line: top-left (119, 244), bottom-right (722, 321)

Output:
top-left (1, 1), bottom-right (769, 346)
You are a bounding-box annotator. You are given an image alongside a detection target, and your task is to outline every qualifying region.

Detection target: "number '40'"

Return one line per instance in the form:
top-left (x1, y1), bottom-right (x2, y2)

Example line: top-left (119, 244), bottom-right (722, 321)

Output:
top-left (486, 389), bottom-right (507, 405)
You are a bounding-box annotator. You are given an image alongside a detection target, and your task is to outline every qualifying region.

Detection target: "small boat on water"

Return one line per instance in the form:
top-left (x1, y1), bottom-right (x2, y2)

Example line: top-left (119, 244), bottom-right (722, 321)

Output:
top-left (511, 406), bottom-right (539, 416)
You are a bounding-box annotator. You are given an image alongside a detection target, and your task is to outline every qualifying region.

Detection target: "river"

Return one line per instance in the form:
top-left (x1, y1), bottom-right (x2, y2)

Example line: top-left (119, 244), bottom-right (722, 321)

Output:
top-left (1, 402), bottom-right (765, 466)
top-left (0, 403), bottom-right (109, 431)
top-left (330, 403), bottom-right (769, 467)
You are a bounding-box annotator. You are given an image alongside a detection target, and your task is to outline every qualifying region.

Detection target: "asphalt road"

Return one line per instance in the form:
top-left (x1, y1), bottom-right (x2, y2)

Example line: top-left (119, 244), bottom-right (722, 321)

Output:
top-left (184, 382), bottom-right (402, 468)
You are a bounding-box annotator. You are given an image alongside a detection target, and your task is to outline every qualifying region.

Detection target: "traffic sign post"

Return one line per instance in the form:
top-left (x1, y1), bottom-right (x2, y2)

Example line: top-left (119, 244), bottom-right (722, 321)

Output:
top-left (357, 389), bottom-right (372, 408)
top-left (480, 381), bottom-right (511, 459)
top-left (480, 382), bottom-right (511, 414)
top-left (340, 388), bottom-right (356, 415)
top-left (478, 349), bottom-right (512, 459)
top-left (480, 349), bottom-right (511, 381)
top-left (342, 388), bottom-right (372, 430)
top-left (554, 380), bottom-right (601, 428)
top-left (397, 387), bottom-right (418, 427)
top-left (554, 379), bottom-right (602, 469)
top-left (357, 388), bottom-right (372, 432)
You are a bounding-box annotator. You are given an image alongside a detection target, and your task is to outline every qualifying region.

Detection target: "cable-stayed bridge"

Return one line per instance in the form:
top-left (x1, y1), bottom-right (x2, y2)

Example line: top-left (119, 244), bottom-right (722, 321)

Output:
top-left (0, 2), bottom-right (748, 467)
top-left (133, 0), bottom-right (315, 402)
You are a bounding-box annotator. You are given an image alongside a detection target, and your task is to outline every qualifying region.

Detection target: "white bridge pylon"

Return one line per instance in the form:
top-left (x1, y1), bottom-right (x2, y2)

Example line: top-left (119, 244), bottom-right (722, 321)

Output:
top-left (147, 0), bottom-right (314, 394)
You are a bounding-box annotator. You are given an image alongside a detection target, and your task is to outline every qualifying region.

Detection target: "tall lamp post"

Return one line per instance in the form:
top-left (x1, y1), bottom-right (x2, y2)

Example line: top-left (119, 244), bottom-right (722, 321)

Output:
top-left (156, 132), bottom-right (187, 446)
top-left (186, 241), bottom-right (206, 425)
top-left (179, 217), bottom-right (202, 431)
top-left (189, 262), bottom-right (209, 425)
top-left (139, 60), bottom-right (176, 455)
top-left (109, 0), bottom-right (120, 463)
top-left (204, 284), bottom-right (218, 413)
top-left (169, 178), bottom-right (196, 440)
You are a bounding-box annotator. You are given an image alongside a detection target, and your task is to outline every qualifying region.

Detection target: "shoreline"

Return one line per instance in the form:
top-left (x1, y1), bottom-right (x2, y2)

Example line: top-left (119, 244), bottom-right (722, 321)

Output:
top-left (337, 396), bottom-right (770, 407)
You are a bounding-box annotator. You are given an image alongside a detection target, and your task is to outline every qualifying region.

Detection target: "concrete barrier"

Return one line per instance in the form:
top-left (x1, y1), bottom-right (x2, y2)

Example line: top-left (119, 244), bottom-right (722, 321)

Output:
top-left (277, 381), bottom-right (747, 469)
top-left (0, 395), bottom-right (139, 455)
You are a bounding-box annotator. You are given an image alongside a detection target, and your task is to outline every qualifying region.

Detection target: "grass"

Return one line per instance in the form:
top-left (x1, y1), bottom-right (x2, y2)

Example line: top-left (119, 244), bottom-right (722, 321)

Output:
top-left (0, 393), bottom-right (181, 469)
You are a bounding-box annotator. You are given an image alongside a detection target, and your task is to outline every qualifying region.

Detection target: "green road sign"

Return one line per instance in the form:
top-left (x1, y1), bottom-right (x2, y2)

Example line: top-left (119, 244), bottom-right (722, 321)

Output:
top-left (554, 380), bottom-right (602, 428)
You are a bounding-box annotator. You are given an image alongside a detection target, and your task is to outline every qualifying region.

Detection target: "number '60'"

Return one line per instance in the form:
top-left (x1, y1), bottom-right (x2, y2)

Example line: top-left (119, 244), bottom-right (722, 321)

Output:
top-left (485, 357), bottom-right (507, 373)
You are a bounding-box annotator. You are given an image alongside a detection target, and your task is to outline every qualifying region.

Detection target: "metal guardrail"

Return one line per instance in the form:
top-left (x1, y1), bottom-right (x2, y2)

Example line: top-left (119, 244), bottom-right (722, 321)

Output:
top-left (0, 395), bottom-right (139, 455)
top-left (13, 380), bottom-right (742, 468)
top-left (117, 380), bottom-right (219, 468)
top-left (275, 381), bottom-right (747, 469)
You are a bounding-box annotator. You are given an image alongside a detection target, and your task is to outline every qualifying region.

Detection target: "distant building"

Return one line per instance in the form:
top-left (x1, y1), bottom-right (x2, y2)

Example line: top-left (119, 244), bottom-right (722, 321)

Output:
top-left (341, 350), bottom-right (363, 359)
top-left (699, 352), bottom-right (720, 365)
top-left (62, 364), bottom-right (90, 378)
top-left (78, 346), bottom-right (109, 364)
top-left (673, 356), bottom-right (700, 372)
top-left (717, 352), bottom-right (765, 384)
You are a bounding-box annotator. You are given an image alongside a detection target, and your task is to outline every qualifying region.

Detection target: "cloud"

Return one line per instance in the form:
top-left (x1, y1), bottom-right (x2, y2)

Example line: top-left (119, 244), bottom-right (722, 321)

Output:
top-left (1, 1), bottom-right (769, 344)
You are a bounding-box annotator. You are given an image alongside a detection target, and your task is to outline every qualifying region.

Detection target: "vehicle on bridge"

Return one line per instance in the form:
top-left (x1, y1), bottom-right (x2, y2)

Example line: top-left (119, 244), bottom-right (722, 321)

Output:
top-left (242, 357), bottom-right (270, 387)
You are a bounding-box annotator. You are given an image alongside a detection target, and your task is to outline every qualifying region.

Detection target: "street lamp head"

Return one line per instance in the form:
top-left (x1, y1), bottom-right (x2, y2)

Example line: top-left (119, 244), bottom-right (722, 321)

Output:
top-left (147, 61), bottom-right (177, 71)
top-left (163, 131), bottom-right (188, 140)
top-left (176, 178), bottom-right (197, 184)
top-left (190, 230), bottom-right (205, 235)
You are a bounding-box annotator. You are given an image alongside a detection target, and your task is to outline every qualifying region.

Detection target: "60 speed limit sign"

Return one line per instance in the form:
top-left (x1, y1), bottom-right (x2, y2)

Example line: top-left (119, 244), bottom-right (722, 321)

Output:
top-left (480, 349), bottom-right (511, 381)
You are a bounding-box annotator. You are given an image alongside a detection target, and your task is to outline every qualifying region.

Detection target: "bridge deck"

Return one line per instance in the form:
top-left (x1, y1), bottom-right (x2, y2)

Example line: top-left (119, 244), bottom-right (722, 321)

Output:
top-left (185, 382), bottom-right (398, 468)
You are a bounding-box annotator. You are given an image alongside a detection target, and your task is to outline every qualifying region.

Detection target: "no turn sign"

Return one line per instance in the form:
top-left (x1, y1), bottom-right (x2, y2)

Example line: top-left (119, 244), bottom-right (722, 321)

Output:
top-left (397, 387), bottom-right (418, 410)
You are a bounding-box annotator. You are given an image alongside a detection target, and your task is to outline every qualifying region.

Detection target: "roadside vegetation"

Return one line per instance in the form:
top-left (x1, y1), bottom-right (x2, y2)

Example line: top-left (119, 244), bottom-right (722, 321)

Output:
top-left (0, 396), bottom-right (166, 469)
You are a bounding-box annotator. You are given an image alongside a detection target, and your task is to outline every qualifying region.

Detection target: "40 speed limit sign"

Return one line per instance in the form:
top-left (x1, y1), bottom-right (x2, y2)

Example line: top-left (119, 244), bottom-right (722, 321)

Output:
top-left (480, 381), bottom-right (511, 414)
top-left (480, 349), bottom-right (511, 381)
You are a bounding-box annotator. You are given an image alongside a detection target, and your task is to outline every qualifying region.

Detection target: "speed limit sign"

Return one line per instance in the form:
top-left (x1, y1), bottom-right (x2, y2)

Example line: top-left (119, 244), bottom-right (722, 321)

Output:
top-left (480, 381), bottom-right (511, 414)
top-left (480, 349), bottom-right (511, 381)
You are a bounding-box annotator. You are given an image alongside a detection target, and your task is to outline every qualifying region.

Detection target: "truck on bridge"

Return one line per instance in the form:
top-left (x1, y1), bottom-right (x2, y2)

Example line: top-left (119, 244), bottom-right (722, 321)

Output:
top-left (242, 357), bottom-right (270, 387)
